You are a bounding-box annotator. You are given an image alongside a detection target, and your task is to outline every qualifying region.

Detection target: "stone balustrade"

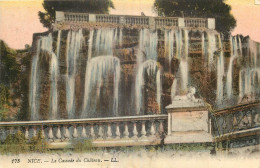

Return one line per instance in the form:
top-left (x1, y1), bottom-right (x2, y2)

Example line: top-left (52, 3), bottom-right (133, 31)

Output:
top-left (56, 11), bottom-right (215, 29)
top-left (154, 17), bottom-right (178, 27)
top-left (64, 12), bottom-right (89, 22)
top-left (184, 18), bottom-right (207, 28)
top-left (212, 101), bottom-right (260, 141)
top-left (0, 115), bottom-right (167, 148)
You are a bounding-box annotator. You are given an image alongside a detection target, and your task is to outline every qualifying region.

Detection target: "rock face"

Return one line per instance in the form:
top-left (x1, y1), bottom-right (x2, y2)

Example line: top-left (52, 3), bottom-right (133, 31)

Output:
top-left (27, 25), bottom-right (260, 120)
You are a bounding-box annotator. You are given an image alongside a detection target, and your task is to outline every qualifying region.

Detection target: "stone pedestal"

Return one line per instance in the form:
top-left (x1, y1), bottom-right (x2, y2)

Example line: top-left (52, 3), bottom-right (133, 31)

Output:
top-left (164, 87), bottom-right (213, 144)
top-left (164, 107), bottom-right (213, 144)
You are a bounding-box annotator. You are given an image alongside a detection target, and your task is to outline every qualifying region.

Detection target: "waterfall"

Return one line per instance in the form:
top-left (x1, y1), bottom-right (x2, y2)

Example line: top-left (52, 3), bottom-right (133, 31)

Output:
top-left (175, 29), bottom-right (183, 60)
top-left (66, 29), bottom-right (83, 119)
top-left (164, 29), bottom-right (174, 67)
top-left (171, 79), bottom-right (177, 101)
top-left (87, 30), bottom-right (94, 61)
top-left (82, 56), bottom-right (120, 118)
top-left (49, 52), bottom-right (58, 120)
top-left (49, 30), bottom-right (61, 120)
top-left (30, 40), bottom-right (41, 121)
top-left (93, 28), bottom-right (118, 57)
top-left (216, 34), bottom-right (224, 103)
top-left (207, 32), bottom-right (216, 68)
top-left (137, 29), bottom-right (158, 66)
top-left (135, 60), bottom-right (161, 115)
top-left (30, 33), bottom-right (53, 120)
top-left (119, 28), bottom-right (123, 47)
top-left (176, 29), bottom-right (189, 91)
top-left (226, 36), bottom-right (238, 99)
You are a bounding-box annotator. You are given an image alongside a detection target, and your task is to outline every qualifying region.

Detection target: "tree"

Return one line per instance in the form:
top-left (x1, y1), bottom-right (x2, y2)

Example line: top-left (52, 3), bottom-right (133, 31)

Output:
top-left (39, 0), bottom-right (115, 29)
top-left (153, 0), bottom-right (236, 34)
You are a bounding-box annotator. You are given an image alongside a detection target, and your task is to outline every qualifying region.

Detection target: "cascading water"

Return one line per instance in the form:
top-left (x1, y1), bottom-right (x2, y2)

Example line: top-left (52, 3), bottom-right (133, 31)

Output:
top-left (135, 60), bottom-right (161, 115)
top-left (216, 34), bottom-right (224, 103)
top-left (171, 79), bottom-right (177, 101)
top-left (176, 29), bottom-right (189, 91)
top-left (30, 40), bottom-right (41, 121)
top-left (82, 28), bottom-right (121, 117)
top-left (164, 29), bottom-right (174, 67)
top-left (66, 29), bottom-right (83, 119)
top-left (49, 52), bottom-right (58, 119)
top-left (82, 56), bottom-right (120, 118)
top-left (29, 25), bottom-right (260, 121)
top-left (30, 34), bottom-right (53, 120)
top-left (49, 30), bottom-right (61, 120)
top-left (207, 32), bottom-right (217, 68)
top-left (239, 38), bottom-right (260, 100)
top-left (137, 29), bottom-right (158, 65)
top-left (226, 36), bottom-right (238, 99)
top-left (93, 28), bottom-right (119, 56)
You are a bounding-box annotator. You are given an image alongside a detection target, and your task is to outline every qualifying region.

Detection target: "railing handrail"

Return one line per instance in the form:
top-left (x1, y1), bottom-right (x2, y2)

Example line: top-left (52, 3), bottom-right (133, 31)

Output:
top-left (213, 101), bottom-right (260, 116)
top-left (0, 114), bottom-right (168, 126)
top-left (56, 11), bottom-right (215, 29)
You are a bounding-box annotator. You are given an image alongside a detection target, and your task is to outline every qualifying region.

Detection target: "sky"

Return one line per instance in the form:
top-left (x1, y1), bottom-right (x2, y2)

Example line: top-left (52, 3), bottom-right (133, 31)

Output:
top-left (0, 0), bottom-right (259, 49)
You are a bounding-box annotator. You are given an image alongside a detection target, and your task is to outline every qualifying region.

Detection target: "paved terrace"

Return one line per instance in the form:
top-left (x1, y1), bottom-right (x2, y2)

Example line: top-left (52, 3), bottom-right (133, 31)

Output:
top-left (55, 11), bottom-right (215, 30)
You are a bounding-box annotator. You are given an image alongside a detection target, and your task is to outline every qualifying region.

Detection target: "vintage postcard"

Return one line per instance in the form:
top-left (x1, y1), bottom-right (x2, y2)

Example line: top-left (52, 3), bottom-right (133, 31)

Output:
top-left (0, 0), bottom-right (259, 167)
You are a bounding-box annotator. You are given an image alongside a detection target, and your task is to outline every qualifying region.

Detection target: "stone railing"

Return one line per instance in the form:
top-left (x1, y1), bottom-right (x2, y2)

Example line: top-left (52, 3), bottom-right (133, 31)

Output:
top-left (96, 14), bottom-right (120, 24)
top-left (212, 101), bottom-right (260, 141)
top-left (154, 17), bottom-right (178, 27)
top-left (64, 12), bottom-right (89, 22)
top-left (124, 16), bottom-right (149, 25)
top-left (56, 11), bottom-right (215, 29)
top-left (0, 115), bottom-right (167, 148)
top-left (184, 18), bottom-right (208, 28)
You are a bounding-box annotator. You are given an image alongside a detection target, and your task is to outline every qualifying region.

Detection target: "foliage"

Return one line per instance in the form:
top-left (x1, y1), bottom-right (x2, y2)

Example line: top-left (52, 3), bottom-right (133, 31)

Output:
top-left (153, 0), bottom-right (236, 33)
top-left (30, 131), bottom-right (48, 152)
top-left (38, 0), bottom-right (115, 28)
top-left (17, 52), bottom-right (32, 121)
top-left (0, 131), bottom-right (29, 154)
top-left (72, 139), bottom-right (94, 153)
top-left (0, 40), bottom-right (20, 84)
top-left (0, 131), bottom-right (48, 154)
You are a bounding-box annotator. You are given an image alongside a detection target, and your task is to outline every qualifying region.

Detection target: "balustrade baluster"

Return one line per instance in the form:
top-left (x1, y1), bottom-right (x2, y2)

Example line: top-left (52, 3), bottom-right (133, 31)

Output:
top-left (132, 121), bottom-right (138, 138)
top-left (90, 124), bottom-right (95, 139)
top-left (25, 126), bottom-right (29, 140)
top-left (72, 125), bottom-right (78, 138)
top-left (159, 120), bottom-right (164, 135)
top-left (141, 121), bottom-right (147, 138)
top-left (48, 125), bottom-right (54, 142)
top-left (107, 123), bottom-right (112, 139)
top-left (115, 122), bottom-right (120, 139)
top-left (123, 122), bottom-right (129, 138)
top-left (81, 124), bottom-right (87, 138)
top-left (63, 125), bottom-right (70, 140)
top-left (55, 125), bottom-right (62, 141)
top-left (41, 126), bottom-right (45, 138)
top-left (150, 120), bottom-right (155, 137)
top-left (32, 126), bottom-right (37, 137)
top-left (97, 124), bottom-right (103, 140)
